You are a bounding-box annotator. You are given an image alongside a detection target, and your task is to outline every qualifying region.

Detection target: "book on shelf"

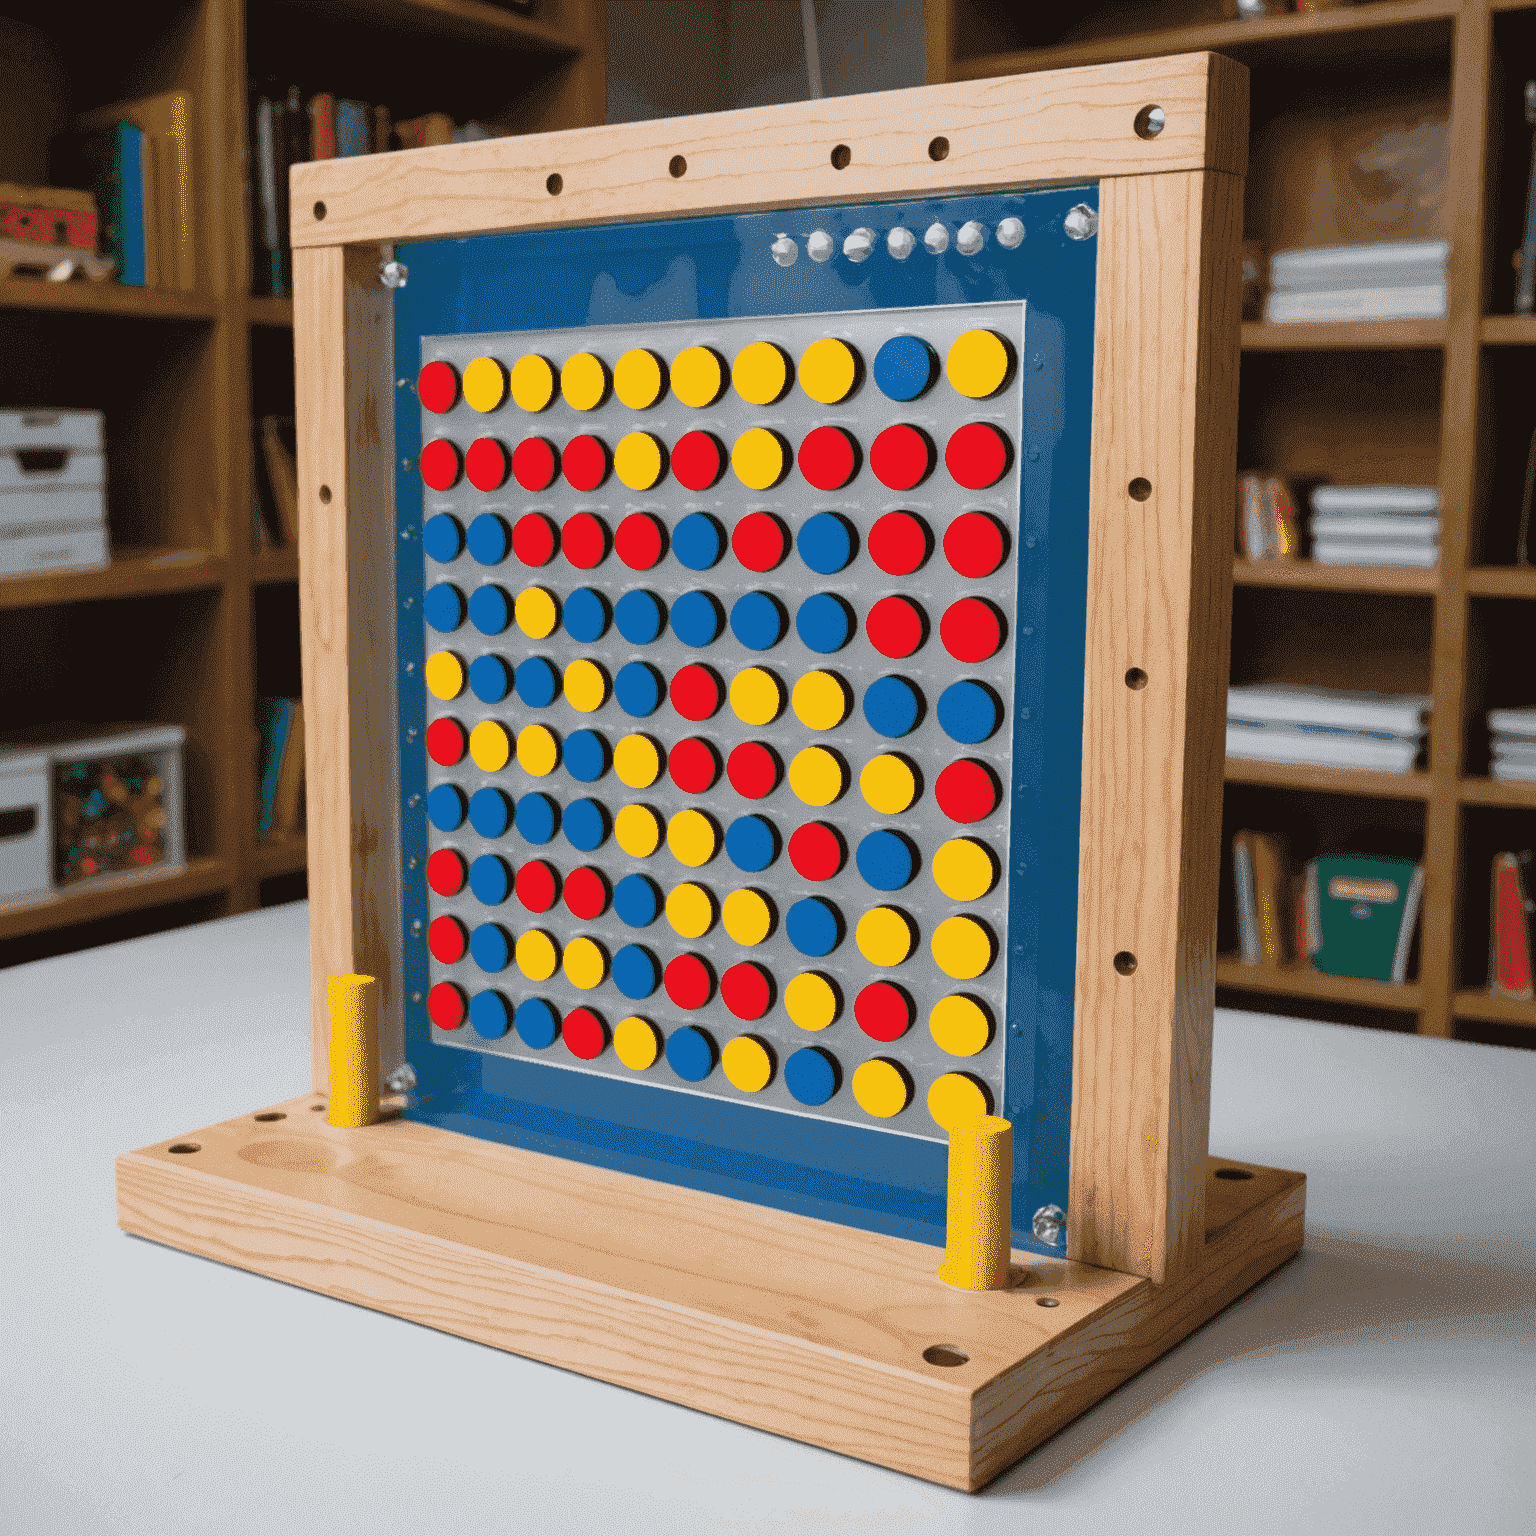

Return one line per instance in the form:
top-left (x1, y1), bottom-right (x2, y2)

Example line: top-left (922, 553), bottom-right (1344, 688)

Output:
top-left (1232, 829), bottom-right (1288, 967)
top-left (73, 125), bottom-right (147, 287)
top-left (1301, 852), bottom-right (1424, 984)
top-left (1310, 542), bottom-right (1438, 569)
top-left (1311, 485), bottom-right (1440, 515)
top-left (1264, 240), bottom-right (1447, 325)
top-left (1489, 851), bottom-right (1534, 1000)
top-left (1227, 684), bottom-right (1429, 774)
top-left (1236, 473), bottom-right (1299, 561)
top-left (1488, 704), bottom-right (1536, 783)
top-left (256, 416), bottom-right (299, 548)
top-left (255, 698), bottom-right (304, 840)
top-left (1308, 484), bottom-right (1441, 569)
top-left (1516, 80), bottom-right (1536, 316)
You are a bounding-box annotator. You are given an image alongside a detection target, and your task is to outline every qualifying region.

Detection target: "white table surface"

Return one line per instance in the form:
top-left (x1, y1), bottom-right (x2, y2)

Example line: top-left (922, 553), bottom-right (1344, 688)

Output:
top-left (3, 902), bottom-right (1532, 1535)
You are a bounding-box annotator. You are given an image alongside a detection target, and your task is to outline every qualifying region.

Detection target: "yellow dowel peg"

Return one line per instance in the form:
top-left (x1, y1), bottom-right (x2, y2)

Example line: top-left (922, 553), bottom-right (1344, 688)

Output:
top-left (325, 973), bottom-right (379, 1128)
top-left (937, 1114), bottom-right (1013, 1290)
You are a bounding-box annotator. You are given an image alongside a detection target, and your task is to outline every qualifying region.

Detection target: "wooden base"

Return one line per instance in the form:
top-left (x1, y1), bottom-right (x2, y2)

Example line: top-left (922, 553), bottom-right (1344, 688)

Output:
top-left (116, 1097), bottom-right (1304, 1492)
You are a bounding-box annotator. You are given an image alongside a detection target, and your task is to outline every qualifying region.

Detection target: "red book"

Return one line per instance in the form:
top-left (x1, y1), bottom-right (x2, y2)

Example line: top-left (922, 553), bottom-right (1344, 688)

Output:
top-left (1490, 852), bottom-right (1534, 1000)
top-left (308, 94), bottom-right (336, 161)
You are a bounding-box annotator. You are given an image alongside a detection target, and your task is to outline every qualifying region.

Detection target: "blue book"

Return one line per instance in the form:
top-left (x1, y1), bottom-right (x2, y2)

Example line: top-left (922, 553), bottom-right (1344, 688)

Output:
top-left (336, 100), bottom-right (369, 158)
top-left (118, 125), bottom-right (147, 286)
top-left (255, 698), bottom-right (297, 839)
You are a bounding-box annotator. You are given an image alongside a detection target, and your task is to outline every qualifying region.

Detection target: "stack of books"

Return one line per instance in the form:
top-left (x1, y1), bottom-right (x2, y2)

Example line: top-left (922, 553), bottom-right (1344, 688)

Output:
top-left (1487, 705), bottom-right (1536, 783)
top-left (1227, 684), bottom-right (1430, 773)
top-left (1310, 484), bottom-right (1440, 568)
top-left (1263, 239), bottom-right (1448, 324)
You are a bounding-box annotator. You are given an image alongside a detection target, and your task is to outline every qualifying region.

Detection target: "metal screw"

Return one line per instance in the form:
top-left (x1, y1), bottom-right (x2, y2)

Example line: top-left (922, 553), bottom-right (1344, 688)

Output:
top-left (887, 226), bottom-right (916, 260)
top-left (403, 595), bottom-right (415, 608)
top-left (1032, 1204), bottom-right (1066, 1247)
top-left (401, 457), bottom-right (414, 471)
top-left (770, 234), bottom-right (798, 267)
top-left (996, 216), bottom-right (1025, 249)
top-left (407, 793), bottom-right (421, 808)
top-left (405, 726), bottom-right (418, 742)
top-left (400, 526), bottom-right (415, 540)
top-left (386, 1062), bottom-right (417, 1093)
top-left (410, 919), bottom-right (423, 937)
top-left (410, 991), bottom-right (423, 1004)
top-left (843, 227), bottom-right (876, 263)
top-left (406, 856), bottom-right (419, 869)
top-left (1064, 204), bottom-right (1098, 241)
top-left (806, 229), bottom-right (834, 263)
top-left (404, 661), bottom-right (416, 674)
top-left (379, 259), bottom-right (409, 289)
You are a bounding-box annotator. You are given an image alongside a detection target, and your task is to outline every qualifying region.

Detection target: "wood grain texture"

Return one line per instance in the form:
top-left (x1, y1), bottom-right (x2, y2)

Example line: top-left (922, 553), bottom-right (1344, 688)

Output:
top-left (1071, 167), bottom-right (1245, 1284)
top-left (288, 53), bottom-right (1246, 249)
top-left (116, 1098), bottom-right (1303, 1493)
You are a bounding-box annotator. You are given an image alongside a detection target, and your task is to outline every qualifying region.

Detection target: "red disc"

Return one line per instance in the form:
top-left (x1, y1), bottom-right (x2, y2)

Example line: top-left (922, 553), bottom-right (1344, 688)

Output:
top-left (426, 849), bottom-right (466, 897)
top-left (945, 422), bottom-right (1011, 489)
top-left (512, 512), bottom-right (558, 567)
top-left (935, 760), bottom-right (1000, 823)
top-left (721, 962), bottom-right (772, 1021)
top-left (868, 424), bottom-right (934, 491)
top-left (425, 717), bottom-right (466, 766)
top-left (669, 737), bottom-right (720, 794)
top-left (944, 511), bottom-right (1006, 577)
top-left (670, 664), bottom-right (722, 721)
top-left (561, 512), bottom-right (609, 570)
top-left (464, 436), bottom-right (508, 492)
top-left (418, 360), bottom-right (458, 414)
top-left (615, 512), bottom-right (666, 571)
top-left (797, 425), bottom-right (859, 491)
top-left (664, 953), bottom-right (714, 1010)
top-left (787, 822), bottom-right (844, 881)
top-left (672, 430), bottom-right (725, 491)
top-left (511, 436), bottom-right (558, 492)
top-left (731, 511), bottom-right (788, 573)
top-left (419, 438), bottom-right (462, 491)
top-left (865, 595), bottom-right (926, 659)
top-left (855, 981), bottom-right (913, 1043)
top-left (940, 597), bottom-right (1004, 662)
top-left (427, 981), bottom-right (467, 1029)
top-left (727, 742), bottom-right (780, 799)
top-left (563, 1006), bottom-right (607, 1061)
top-left (564, 866), bottom-right (610, 921)
top-left (427, 914), bottom-right (467, 964)
top-left (562, 434), bottom-right (610, 492)
top-left (515, 859), bottom-right (559, 913)
top-left (867, 511), bottom-right (931, 575)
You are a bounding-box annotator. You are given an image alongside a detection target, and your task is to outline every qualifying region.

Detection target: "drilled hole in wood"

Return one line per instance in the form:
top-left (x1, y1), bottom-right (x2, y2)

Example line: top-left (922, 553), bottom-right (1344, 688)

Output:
top-left (830, 143), bottom-right (851, 170)
top-left (254, 1112), bottom-right (287, 1122)
top-left (922, 1344), bottom-right (969, 1367)
top-left (1133, 105), bottom-right (1165, 140)
top-left (312, 201), bottom-right (326, 220)
top-left (310, 1102), bottom-right (327, 1111)
top-left (546, 173), bottom-right (563, 196)
top-left (1114, 951), bottom-right (1137, 976)
top-left (669, 154), bottom-right (687, 178)
top-left (1036, 1297), bottom-right (1061, 1308)
top-left (1215, 1168), bottom-right (1255, 1181)
top-left (168, 1142), bottom-right (201, 1154)
top-left (928, 136), bottom-right (949, 162)
top-left (319, 485), bottom-right (332, 505)
top-left (1128, 476), bottom-right (1152, 501)
top-left (1125, 667), bottom-right (1148, 690)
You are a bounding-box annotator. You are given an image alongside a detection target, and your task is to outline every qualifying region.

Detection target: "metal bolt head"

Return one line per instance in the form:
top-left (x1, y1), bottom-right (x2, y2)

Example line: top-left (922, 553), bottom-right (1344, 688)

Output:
top-left (1064, 204), bottom-right (1098, 241)
top-left (410, 919), bottom-right (424, 937)
top-left (379, 259), bottom-right (409, 289)
top-left (887, 226), bottom-right (915, 260)
top-left (1032, 1204), bottom-right (1066, 1247)
top-left (956, 219), bottom-right (986, 256)
top-left (923, 222), bottom-right (949, 255)
top-left (386, 1062), bottom-right (417, 1094)
top-left (996, 216), bottom-right (1025, 249)
top-left (806, 229), bottom-right (834, 263)
top-left (770, 234), bottom-right (798, 268)
top-left (843, 227), bottom-right (875, 263)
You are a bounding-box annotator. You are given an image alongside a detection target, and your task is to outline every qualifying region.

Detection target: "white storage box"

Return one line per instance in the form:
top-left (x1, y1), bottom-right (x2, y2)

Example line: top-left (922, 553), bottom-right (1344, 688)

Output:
top-left (0, 408), bottom-right (108, 578)
top-left (0, 522), bottom-right (109, 576)
top-left (0, 747), bottom-right (50, 900)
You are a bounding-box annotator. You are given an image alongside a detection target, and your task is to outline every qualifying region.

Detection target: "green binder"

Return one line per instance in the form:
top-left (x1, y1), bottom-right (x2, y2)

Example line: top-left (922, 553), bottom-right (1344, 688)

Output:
top-left (1306, 852), bottom-right (1424, 983)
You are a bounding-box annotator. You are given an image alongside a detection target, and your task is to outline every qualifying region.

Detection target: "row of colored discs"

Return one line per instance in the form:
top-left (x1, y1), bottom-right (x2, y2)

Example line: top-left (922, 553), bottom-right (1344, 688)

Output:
top-left (419, 328), bottom-right (1013, 415)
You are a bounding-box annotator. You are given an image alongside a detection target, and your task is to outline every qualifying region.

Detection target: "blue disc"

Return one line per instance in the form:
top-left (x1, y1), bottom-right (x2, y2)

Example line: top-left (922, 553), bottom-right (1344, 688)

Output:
top-left (785, 896), bottom-right (841, 957)
top-left (672, 591), bottom-right (723, 649)
top-left (795, 593), bottom-right (854, 655)
top-left (730, 592), bottom-right (786, 651)
top-left (426, 783), bottom-right (466, 832)
top-left (469, 922), bottom-right (512, 973)
top-left (614, 661), bottom-right (664, 717)
top-left (666, 1025), bottom-right (716, 1083)
top-left (467, 584), bottom-right (511, 635)
top-left (614, 873), bottom-right (662, 928)
top-left (468, 990), bottom-right (512, 1039)
top-left (612, 943), bottom-right (661, 1000)
top-left (784, 1046), bottom-right (838, 1106)
top-left (564, 729), bottom-right (608, 784)
top-left (423, 513), bottom-right (464, 564)
top-left (937, 680), bottom-right (1002, 744)
top-left (862, 676), bottom-right (923, 737)
top-left (468, 654), bottom-right (512, 704)
top-left (466, 512), bottom-right (511, 565)
top-left (515, 792), bottom-right (559, 844)
top-left (515, 656), bottom-right (559, 708)
top-left (873, 335), bottom-right (938, 402)
top-left (856, 830), bottom-right (917, 891)
top-left (515, 997), bottom-right (560, 1050)
top-left (615, 590), bottom-right (667, 645)
top-left (725, 814), bottom-right (778, 873)
top-left (468, 853), bottom-right (512, 905)
top-left (674, 512), bottom-right (724, 571)
top-left (797, 512), bottom-right (855, 575)
top-left (467, 786), bottom-right (512, 839)
top-left (564, 797), bottom-right (608, 852)
top-left (424, 583), bottom-right (465, 632)
top-left (564, 586), bottom-right (610, 643)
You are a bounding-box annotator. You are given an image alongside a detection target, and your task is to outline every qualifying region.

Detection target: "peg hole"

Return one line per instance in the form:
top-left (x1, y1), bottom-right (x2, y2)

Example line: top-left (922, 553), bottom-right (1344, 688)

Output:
top-left (318, 485), bottom-right (332, 505)
top-left (312, 201), bottom-right (327, 220)
top-left (546, 173), bottom-right (563, 196)
top-left (928, 136), bottom-right (950, 162)
top-left (310, 1102), bottom-right (327, 1112)
top-left (1125, 667), bottom-right (1148, 690)
top-left (669, 154), bottom-right (687, 178)
top-left (1113, 951), bottom-right (1137, 976)
top-left (1128, 476), bottom-right (1152, 501)
top-left (830, 143), bottom-right (851, 170)
top-left (922, 1344), bottom-right (969, 1367)
top-left (1215, 1167), bottom-right (1255, 1181)
top-left (1134, 106), bottom-right (1166, 140)
top-left (168, 1142), bottom-right (201, 1154)
top-left (1036, 1297), bottom-right (1061, 1308)
top-left (253, 1112), bottom-right (287, 1122)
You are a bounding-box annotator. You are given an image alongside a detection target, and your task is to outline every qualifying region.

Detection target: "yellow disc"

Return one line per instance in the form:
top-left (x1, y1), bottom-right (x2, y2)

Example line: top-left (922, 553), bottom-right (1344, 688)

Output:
top-left (722, 1035), bottom-right (774, 1093)
top-left (614, 1015), bottom-right (661, 1070)
top-left (667, 808), bottom-right (717, 868)
top-left (469, 720), bottom-right (511, 773)
top-left (799, 337), bottom-right (859, 405)
top-left (932, 915), bottom-right (995, 980)
top-left (929, 995), bottom-right (992, 1057)
top-left (516, 723), bottom-right (559, 777)
top-left (666, 881), bottom-right (715, 939)
top-left (462, 355), bottom-right (507, 413)
top-left (859, 753), bottom-right (917, 814)
top-left (927, 1071), bottom-right (991, 1132)
top-left (424, 650), bottom-right (464, 701)
top-left (791, 670), bottom-right (849, 731)
top-left (614, 431), bottom-right (665, 491)
top-left (932, 838), bottom-right (996, 902)
top-left (789, 746), bottom-right (846, 808)
top-left (515, 586), bottom-right (559, 640)
top-left (563, 935), bottom-right (607, 991)
top-left (852, 1059), bottom-right (911, 1119)
top-left (516, 929), bottom-right (560, 982)
top-left (561, 351), bottom-right (609, 411)
top-left (730, 666), bottom-right (784, 727)
top-left (509, 353), bottom-right (556, 412)
top-left (733, 340), bottom-right (791, 405)
top-left (945, 328), bottom-right (1012, 400)
top-left (564, 658), bottom-right (608, 714)
top-left (615, 803), bottom-right (662, 858)
top-left (614, 348), bottom-right (666, 409)
top-left (722, 888), bottom-right (772, 946)
top-left (856, 906), bottom-right (913, 966)
top-left (672, 344), bottom-right (726, 408)
top-left (731, 427), bottom-right (787, 490)
top-left (614, 733), bottom-right (662, 790)
top-left (784, 971), bottom-right (838, 1031)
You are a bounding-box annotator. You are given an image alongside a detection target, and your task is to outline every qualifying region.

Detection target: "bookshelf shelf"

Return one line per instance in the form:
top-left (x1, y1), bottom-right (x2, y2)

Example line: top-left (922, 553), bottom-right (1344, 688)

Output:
top-left (334, 0), bottom-right (588, 51)
top-left (1233, 558), bottom-right (1439, 594)
top-left (1465, 567), bottom-right (1536, 597)
top-left (1459, 777), bottom-right (1536, 809)
top-left (1225, 758), bottom-right (1433, 800)
top-left (247, 296), bottom-right (295, 328)
top-left (0, 549), bottom-right (223, 611)
top-left (251, 833), bottom-right (308, 880)
top-left (1240, 319), bottom-right (1447, 352)
top-left (1480, 315), bottom-right (1536, 344)
top-left (253, 549), bottom-right (299, 585)
top-left (0, 857), bottom-right (233, 944)
top-left (1452, 988), bottom-right (1536, 1027)
top-left (0, 280), bottom-right (219, 322)
top-left (1215, 957), bottom-right (1423, 1012)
